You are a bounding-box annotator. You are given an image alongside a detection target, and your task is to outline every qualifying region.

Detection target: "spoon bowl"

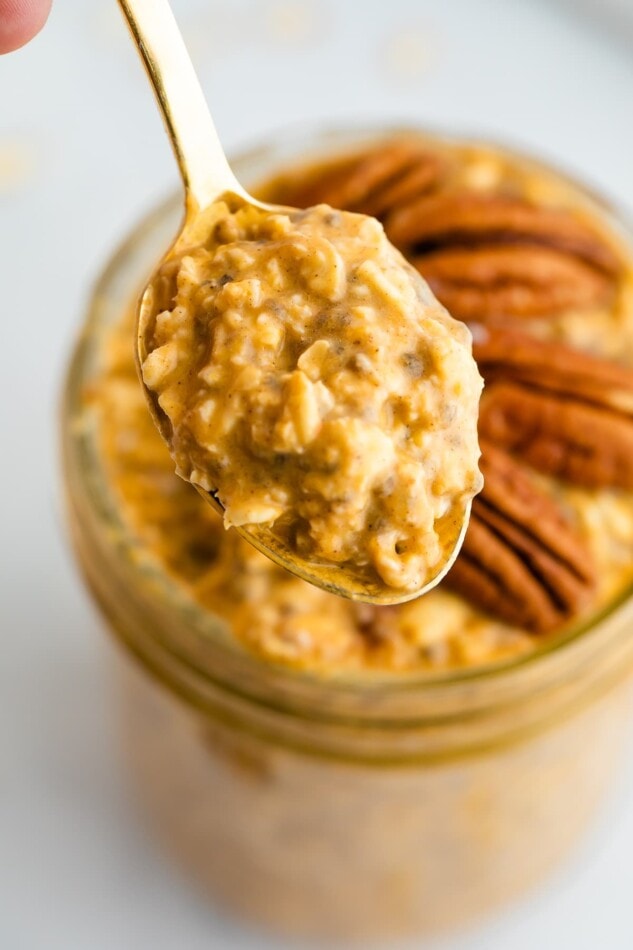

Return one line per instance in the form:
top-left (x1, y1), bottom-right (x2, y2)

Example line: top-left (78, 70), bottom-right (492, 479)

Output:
top-left (135, 197), bottom-right (473, 605)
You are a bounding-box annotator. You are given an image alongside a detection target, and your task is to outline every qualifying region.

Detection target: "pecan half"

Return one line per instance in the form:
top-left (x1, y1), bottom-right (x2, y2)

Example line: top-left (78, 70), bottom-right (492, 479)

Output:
top-left (274, 142), bottom-right (446, 220)
top-left (387, 192), bottom-right (621, 272)
top-left (387, 191), bottom-right (622, 320)
top-left (413, 245), bottom-right (615, 321)
top-left (447, 443), bottom-right (596, 633)
top-left (474, 326), bottom-right (633, 489)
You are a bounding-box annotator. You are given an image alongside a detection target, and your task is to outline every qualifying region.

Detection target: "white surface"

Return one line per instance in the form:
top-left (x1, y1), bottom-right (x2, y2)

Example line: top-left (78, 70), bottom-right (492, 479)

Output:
top-left (1, 1), bottom-right (633, 947)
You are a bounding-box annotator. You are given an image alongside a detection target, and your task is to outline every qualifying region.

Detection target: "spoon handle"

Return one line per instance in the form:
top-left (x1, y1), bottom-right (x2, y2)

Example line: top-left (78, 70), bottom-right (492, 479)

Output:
top-left (117, 0), bottom-right (244, 210)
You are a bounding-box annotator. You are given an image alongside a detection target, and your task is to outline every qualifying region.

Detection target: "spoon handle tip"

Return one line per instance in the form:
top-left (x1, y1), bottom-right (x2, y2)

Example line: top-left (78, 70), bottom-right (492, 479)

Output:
top-left (117, 0), bottom-right (243, 210)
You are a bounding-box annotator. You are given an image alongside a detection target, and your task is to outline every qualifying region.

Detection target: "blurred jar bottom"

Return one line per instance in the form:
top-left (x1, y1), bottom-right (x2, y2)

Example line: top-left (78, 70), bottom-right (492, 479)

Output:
top-left (111, 642), bottom-right (631, 942)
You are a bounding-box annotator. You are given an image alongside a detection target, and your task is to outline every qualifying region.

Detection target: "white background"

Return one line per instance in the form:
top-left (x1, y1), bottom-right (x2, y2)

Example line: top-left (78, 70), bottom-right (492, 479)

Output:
top-left (2, 1), bottom-right (633, 947)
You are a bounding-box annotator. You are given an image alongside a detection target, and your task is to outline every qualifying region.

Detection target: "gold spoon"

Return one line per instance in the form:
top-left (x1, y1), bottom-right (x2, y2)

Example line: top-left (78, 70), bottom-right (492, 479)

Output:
top-left (117, 0), bottom-right (473, 605)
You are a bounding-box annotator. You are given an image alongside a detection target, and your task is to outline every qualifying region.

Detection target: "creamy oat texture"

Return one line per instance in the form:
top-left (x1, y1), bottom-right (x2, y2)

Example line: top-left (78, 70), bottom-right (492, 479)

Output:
top-left (92, 137), bottom-right (633, 675)
top-left (141, 200), bottom-right (483, 593)
top-left (99, 309), bottom-right (526, 669)
top-left (96, 311), bottom-right (631, 673)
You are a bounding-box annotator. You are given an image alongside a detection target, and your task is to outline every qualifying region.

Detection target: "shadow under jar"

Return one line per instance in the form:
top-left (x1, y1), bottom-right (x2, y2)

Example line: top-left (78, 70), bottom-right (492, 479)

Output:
top-left (62, 125), bottom-right (633, 942)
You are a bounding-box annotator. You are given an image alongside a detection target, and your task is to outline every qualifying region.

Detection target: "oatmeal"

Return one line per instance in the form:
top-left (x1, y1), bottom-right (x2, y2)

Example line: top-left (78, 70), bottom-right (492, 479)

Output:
top-left (140, 199), bottom-right (483, 596)
top-left (91, 134), bottom-right (633, 674)
top-left (96, 310), bottom-right (632, 673)
top-left (100, 307), bottom-right (530, 670)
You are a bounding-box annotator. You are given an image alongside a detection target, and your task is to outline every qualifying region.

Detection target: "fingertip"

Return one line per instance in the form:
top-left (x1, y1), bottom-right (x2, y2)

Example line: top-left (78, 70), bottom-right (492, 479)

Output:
top-left (0, 0), bottom-right (52, 54)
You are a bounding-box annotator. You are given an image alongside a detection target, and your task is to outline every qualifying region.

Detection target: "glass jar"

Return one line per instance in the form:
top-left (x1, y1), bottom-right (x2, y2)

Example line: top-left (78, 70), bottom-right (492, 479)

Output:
top-left (61, 125), bottom-right (633, 942)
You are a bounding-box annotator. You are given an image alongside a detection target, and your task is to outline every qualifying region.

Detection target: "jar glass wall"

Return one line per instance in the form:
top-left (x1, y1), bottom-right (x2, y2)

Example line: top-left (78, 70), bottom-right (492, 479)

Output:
top-left (62, 125), bottom-right (633, 941)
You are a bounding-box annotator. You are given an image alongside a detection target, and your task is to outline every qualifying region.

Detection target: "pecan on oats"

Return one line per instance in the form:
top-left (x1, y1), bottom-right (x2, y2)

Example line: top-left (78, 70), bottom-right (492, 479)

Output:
top-left (474, 326), bottom-right (633, 489)
top-left (386, 192), bottom-right (622, 320)
top-left (274, 147), bottom-right (623, 321)
top-left (447, 443), bottom-right (596, 633)
top-left (278, 143), bottom-right (446, 219)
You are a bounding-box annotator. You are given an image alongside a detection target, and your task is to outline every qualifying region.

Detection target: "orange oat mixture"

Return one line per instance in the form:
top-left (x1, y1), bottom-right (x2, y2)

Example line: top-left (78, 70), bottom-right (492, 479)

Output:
top-left (93, 136), bottom-right (633, 673)
top-left (140, 199), bottom-right (482, 595)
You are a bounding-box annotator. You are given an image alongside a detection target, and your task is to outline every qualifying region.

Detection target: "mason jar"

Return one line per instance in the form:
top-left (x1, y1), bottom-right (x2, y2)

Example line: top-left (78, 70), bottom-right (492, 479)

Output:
top-left (61, 125), bottom-right (633, 941)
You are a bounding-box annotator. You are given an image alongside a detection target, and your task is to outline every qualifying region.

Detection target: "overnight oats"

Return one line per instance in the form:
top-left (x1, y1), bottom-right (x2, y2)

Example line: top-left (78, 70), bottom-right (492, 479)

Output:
top-left (62, 127), bottom-right (633, 940)
top-left (140, 199), bottom-right (482, 598)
